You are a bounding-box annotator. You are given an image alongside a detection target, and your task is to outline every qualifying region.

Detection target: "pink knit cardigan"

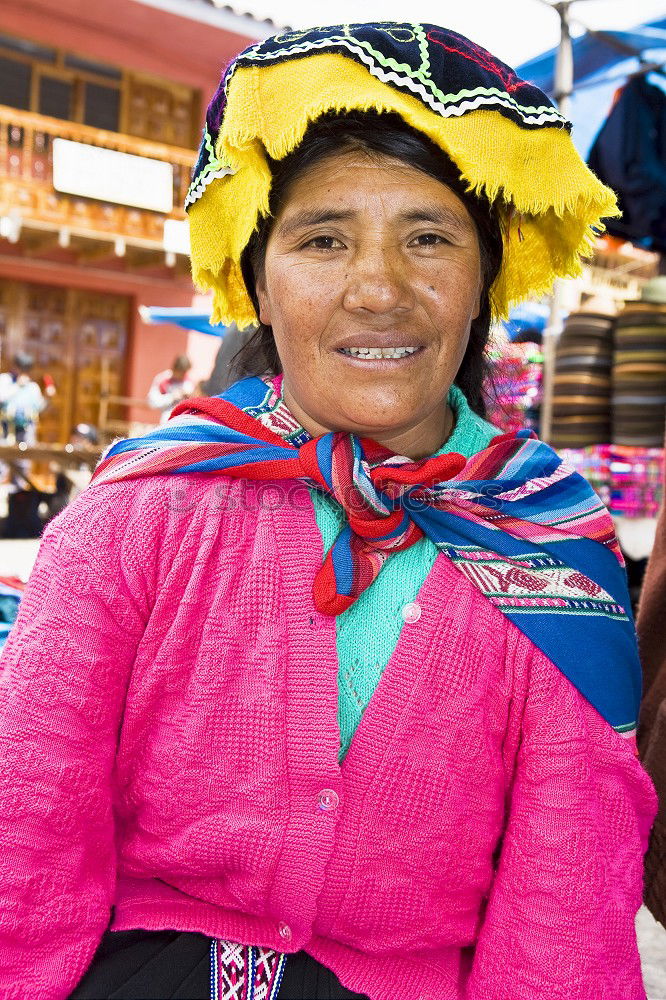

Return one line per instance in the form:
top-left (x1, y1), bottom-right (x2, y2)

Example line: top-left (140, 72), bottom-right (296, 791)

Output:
top-left (0, 472), bottom-right (657, 1000)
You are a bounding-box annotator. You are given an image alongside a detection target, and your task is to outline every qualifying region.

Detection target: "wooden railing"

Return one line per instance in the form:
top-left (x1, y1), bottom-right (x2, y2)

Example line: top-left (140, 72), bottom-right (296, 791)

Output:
top-left (0, 106), bottom-right (196, 248)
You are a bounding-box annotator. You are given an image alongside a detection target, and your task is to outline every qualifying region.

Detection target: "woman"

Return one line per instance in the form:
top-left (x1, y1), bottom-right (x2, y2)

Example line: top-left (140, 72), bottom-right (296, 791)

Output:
top-left (0, 22), bottom-right (657, 1000)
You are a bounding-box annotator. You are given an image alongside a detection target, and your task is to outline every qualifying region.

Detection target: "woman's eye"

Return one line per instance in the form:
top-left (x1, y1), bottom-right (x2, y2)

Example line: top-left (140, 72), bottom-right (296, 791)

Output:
top-left (302, 235), bottom-right (343, 250)
top-left (410, 233), bottom-right (447, 247)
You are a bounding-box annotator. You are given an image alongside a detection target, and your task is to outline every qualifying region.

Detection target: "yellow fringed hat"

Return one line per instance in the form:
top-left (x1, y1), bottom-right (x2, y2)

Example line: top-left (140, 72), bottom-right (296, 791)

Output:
top-left (186, 22), bottom-right (618, 329)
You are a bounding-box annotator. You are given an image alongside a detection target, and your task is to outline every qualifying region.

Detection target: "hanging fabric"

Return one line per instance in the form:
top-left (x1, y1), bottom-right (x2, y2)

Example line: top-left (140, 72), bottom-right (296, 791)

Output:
top-left (588, 75), bottom-right (666, 251)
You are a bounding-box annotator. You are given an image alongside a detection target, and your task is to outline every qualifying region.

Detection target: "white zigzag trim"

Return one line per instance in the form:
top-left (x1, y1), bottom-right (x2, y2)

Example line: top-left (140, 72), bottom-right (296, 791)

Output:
top-left (235, 35), bottom-right (567, 127)
top-left (186, 166), bottom-right (235, 208)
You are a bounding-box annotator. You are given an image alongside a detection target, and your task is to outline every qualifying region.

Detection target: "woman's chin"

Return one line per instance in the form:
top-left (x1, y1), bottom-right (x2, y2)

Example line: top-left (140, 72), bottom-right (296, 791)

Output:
top-left (318, 404), bottom-right (415, 439)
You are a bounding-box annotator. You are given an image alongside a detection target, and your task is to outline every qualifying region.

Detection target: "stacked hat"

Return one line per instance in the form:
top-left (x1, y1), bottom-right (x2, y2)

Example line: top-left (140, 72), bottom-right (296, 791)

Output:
top-left (550, 298), bottom-right (616, 448)
top-left (612, 278), bottom-right (666, 447)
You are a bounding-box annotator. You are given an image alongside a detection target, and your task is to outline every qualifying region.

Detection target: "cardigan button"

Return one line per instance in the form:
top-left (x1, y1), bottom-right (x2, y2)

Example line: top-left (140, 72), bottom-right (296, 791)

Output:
top-left (317, 788), bottom-right (339, 812)
top-left (278, 921), bottom-right (292, 941)
top-left (401, 601), bottom-right (422, 623)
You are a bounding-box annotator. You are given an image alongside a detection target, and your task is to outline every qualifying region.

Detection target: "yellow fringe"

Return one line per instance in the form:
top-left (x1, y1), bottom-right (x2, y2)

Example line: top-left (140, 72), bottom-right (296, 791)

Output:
top-left (188, 52), bottom-right (619, 328)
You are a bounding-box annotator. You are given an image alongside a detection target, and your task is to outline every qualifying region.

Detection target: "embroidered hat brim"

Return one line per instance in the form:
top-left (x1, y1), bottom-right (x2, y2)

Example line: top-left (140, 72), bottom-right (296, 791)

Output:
top-left (187, 23), bottom-right (619, 329)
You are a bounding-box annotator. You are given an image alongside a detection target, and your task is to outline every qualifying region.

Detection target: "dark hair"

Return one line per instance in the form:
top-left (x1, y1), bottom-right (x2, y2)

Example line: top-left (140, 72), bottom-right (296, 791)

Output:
top-left (235, 110), bottom-right (503, 416)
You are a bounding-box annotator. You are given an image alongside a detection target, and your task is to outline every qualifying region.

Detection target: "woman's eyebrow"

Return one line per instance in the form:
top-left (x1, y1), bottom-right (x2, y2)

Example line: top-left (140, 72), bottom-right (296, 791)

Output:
top-left (276, 205), bottom-right (474, 236)
top-left (399, 207), bottom-right (474, 234)
top-left (277, 208), bottom-right (355, 235)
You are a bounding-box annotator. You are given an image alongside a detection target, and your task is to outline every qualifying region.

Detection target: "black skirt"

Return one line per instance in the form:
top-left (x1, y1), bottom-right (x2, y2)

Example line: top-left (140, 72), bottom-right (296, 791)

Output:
top-left (69, 930), bottom-right (370, 1000)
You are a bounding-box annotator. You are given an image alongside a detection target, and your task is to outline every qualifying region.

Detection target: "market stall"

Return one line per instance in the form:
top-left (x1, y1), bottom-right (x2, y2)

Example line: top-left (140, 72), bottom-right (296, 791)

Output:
top-left (509, 12), bottom-right (666, 559)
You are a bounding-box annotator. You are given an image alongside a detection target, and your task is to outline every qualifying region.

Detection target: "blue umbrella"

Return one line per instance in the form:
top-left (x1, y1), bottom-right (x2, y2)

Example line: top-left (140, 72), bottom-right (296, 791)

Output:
top-left (517, 17), bottom-right (666, 157)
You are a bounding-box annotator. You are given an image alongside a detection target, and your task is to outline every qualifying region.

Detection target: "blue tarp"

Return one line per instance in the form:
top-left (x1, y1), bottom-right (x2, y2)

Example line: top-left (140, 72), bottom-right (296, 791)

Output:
top-left (517, 18), bottom-right (666, 157)
top-left (141, 306), bottom-right (227, 337)
top-left (502, 301), bottom-right (551, 341)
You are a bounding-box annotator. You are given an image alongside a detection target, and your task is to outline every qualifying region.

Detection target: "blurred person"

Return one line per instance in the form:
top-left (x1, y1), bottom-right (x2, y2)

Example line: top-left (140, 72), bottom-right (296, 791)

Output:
top-left (0, 352), bottom-right (48, 538)
top-left (0, 368), bottom-right (12, 440)
top-left (0, 23), bottom-right (657, 1000)
top-left (3, 350), bottom-right (47, 445)
top-left (0, 351), bottom-right (46, 445)
top-left (147, 354), bottom-right (194, 423)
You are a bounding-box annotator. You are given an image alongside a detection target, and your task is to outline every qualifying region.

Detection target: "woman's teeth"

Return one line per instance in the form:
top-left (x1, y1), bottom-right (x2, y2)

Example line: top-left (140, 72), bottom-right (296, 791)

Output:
top-left (340, 346), bottom-right (419, 359)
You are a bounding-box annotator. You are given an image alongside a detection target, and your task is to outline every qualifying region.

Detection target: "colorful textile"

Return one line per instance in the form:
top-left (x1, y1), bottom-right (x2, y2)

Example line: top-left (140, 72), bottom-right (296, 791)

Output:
top-left (210, 940), bottom-right (286, 1000)
top-left (484, 339), bottom-right (542, 435)
top-left (93, 375), bottom-right (640, 734)
top-left (186, 22), bottom-right (618, 328)
top-left (558, 445), bottom-right (665, 520)
top-left (0, 474), bottom-right (656, 999)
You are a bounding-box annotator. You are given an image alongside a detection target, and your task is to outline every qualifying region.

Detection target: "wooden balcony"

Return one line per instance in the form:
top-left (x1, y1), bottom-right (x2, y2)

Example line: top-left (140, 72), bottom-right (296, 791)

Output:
top-left (0, 106), bottom-right (195, 260)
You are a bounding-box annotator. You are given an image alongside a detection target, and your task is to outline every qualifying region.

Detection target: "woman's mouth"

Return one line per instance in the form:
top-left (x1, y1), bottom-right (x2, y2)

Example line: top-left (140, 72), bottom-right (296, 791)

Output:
top-left (338, 346), bottom-right (422, 360)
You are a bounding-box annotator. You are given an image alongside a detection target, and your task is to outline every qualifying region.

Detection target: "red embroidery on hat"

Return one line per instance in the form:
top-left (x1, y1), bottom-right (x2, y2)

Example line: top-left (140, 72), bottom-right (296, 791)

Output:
top-left (426, 31), bottom-right (529, 95)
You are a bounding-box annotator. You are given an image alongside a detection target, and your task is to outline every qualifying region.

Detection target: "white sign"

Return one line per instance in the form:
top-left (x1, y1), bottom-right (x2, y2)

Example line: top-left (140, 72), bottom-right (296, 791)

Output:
top-left (163, 218), bottom-right (190, 255)
top-left (52, 138), bottom-right (174, 213)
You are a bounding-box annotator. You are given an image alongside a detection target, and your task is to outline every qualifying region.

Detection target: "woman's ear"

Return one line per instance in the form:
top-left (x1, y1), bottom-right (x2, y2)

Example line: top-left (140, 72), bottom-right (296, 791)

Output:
top-left (471, 269), bottom-right (483, 321)
top-left (255, 272), bottom-right (272, 326)
top-left (473, 288), bottom-right (482, 322)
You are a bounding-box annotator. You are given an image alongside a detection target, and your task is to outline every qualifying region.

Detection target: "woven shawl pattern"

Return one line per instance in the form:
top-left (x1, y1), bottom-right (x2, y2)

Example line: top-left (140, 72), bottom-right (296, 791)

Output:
top-left (92, 375), bottom-right (641, 736)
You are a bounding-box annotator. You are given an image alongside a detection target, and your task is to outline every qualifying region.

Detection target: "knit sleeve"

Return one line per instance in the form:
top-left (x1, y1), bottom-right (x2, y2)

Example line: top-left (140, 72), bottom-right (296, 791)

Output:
top-left (466, 643), bottom-right (657, 1000)
top-left (0, 481), bottom-right (163, 1000)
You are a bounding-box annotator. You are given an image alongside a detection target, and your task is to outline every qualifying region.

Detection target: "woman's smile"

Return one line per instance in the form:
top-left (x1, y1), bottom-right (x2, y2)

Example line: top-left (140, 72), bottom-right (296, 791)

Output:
top-left (337, 344), bottom-right (424, 364)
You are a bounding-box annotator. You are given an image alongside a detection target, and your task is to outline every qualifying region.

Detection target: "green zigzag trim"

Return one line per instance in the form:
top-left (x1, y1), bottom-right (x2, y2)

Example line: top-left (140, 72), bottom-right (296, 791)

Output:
top-left (187, 126), bottom-right (232, 199)
top-left (494, 607), bottom-right (629, 620)
top-left (414, 23), bottom-right (430, 76)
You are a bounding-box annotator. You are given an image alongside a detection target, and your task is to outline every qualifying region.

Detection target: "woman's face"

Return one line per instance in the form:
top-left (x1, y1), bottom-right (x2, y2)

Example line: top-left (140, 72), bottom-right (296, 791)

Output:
top-left (256, 150), bottom-right (483, 457)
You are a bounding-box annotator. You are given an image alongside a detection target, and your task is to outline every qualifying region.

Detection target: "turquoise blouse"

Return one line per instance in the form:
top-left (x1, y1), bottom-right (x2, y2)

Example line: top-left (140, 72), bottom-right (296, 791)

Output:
top-left (290, 384), bottom-right (499, 761)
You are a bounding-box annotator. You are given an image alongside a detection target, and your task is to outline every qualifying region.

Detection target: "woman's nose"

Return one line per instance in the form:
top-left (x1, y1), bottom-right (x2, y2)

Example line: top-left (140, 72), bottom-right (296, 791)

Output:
top-left (342, 244), bottom-right (413, 314)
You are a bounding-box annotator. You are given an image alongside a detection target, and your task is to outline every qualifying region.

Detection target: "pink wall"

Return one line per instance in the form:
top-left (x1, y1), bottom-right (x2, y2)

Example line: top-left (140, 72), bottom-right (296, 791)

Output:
top-left (186, 329), bottom-right (223, 389)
